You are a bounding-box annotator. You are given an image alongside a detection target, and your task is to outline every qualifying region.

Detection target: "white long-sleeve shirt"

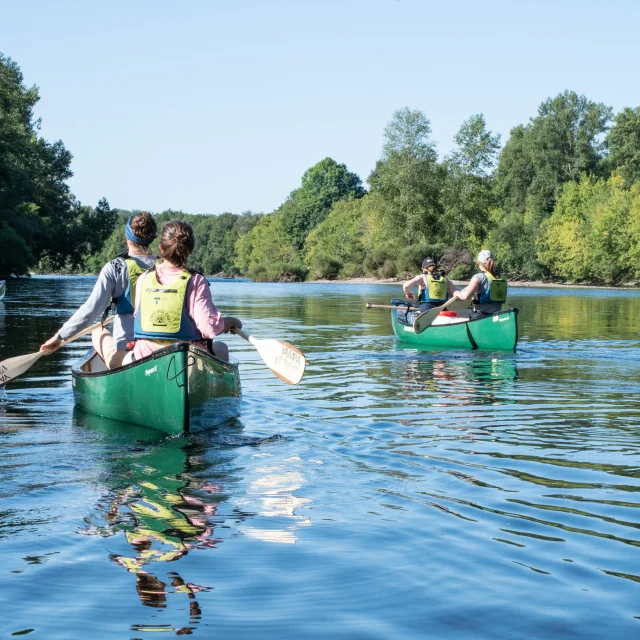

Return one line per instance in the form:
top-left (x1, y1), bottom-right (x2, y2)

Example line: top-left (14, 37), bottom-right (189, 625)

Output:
top-left (58, 254), bottom-right (156, 349)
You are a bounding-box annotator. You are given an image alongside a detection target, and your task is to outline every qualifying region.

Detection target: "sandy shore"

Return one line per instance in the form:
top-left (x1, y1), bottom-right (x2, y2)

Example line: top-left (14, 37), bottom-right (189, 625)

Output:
top-left (308, 277), bottom-right (640, 289)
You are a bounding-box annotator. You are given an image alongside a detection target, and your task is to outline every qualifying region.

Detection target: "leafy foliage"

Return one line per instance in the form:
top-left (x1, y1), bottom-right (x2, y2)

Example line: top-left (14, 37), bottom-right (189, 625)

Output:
top-left (0, 54), bottom-right (115, 276)
top-left (538, 176), bottom-right (640, 283)
top-left (235, 212), bottom-right (306, 282)
top-left (496, 91), bottom-right (612, 220)
top-left (4, 50), bottom-right (640, 287)
top-left (442, 114), bottom-right (500, 246)
top-left (369, 108), bottom-right (445, 244)
top-left (608, 107), bottom-right (640, 185)
top-left (280, 157), bottom-right (365, 249)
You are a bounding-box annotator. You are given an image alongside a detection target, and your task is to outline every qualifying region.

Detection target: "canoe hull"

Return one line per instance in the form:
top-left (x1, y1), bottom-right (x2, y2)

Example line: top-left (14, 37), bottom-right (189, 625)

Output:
top-left (0, 280), bottom-right (5, 301)
top-left (392, 307), bottom-right (518, 351)
top-left (72, 343), bottom-right (241, 434)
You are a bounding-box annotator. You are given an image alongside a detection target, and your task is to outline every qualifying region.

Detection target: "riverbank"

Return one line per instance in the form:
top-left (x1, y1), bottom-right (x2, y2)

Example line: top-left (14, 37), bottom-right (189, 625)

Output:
top-left (19, 273), bottom-right (640, 289)
top-left (308, 277), bottom-right (640, 289)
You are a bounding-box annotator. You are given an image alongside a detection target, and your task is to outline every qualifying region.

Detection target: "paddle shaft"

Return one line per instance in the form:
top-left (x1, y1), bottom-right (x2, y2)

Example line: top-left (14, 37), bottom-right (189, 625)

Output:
top-left (0, 315), bottom-right (115, 386)
top-left (436, 298), bottom-right (457, 312)
top-left (58, 315), bottom-right (114, 348)
top-left (366, 303), bottom-right (421, 310)
top-left (231, 328), bottom-right (251, 342)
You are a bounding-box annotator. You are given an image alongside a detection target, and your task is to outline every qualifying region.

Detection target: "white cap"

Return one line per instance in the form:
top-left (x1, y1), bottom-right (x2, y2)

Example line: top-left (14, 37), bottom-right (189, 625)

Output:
top-left (477, 249), bottom-right (494, 264)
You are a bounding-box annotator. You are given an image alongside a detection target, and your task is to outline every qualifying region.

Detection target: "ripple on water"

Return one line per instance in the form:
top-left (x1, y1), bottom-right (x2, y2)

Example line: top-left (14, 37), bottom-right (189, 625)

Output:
top-left (1, 280), bottom-right (640, 638)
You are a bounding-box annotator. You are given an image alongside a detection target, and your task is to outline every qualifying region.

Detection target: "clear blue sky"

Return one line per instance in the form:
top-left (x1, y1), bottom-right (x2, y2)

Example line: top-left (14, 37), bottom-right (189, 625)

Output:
top-left (2, 0), bottom-right (639, 215)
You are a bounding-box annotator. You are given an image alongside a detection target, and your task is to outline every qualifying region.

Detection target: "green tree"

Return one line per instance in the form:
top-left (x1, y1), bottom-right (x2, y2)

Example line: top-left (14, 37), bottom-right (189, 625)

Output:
top-left (608, 107), bottom-right (640, 185)
top-left (305, 196), bottom-right (370, 278)
top-left (280, 157), bottom-right (365, 249)
top-left (496, 91), bottom-right (612, 219)
top-left (369, 107), bottom-right (445, 245)
top-left (190, 211), bottom-right (262, 274)
top-left (537, 175), bottom-right (638, 283)
top-left (443, 114), bottom-right (500, 245)
top-left (235, 212), bottom-right (305, 281)
top-left (0, 54), bottom-right (116, 276)
top-left (0, 54), bottom-right (72, 275)
top-left (490, 91), bottom-right (612, 278)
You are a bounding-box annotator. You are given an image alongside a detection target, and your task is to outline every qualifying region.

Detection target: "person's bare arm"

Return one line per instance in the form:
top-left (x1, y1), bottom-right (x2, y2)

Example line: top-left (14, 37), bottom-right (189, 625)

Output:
top-left (403, 274), bottom-right (425, 300)
top-left (453, 276), bottom-right (480, 301)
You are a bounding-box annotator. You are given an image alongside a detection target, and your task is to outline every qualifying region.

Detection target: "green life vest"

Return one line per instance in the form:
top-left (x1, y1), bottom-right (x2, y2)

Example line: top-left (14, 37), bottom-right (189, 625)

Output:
top-left (114, 257), bottom-right (147, 315)
top-left (477, 271), bottom-right (508, 304)
top-left (418, 273), bottom-right (448, 304)
top-left (133, 269), bottom-right (201, 341)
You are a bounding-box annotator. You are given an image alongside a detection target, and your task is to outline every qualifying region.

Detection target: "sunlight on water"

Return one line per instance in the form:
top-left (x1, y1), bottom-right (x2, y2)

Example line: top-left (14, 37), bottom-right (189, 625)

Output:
top-left (1, 277), bottom-right (640, 638)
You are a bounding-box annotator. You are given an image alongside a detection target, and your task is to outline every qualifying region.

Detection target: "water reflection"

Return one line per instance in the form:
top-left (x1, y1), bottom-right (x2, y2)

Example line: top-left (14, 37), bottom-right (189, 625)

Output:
top-left (392, 352), bottom-right (518, 409)
top-left (4, 278), bottom-right (640, 639)
top-left (73, 411), bottom-right (313, 635)
top-left (236, 457), bottom-right (312, 544)
top-left (76, 412), bottom-right (223, 635)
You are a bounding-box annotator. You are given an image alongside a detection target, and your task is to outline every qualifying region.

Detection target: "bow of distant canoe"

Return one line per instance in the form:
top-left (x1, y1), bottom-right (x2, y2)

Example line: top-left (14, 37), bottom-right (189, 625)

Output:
top-left (390, 304), bottom-right (519, 351)
top-left (71, 343), bottom-right (241, 434)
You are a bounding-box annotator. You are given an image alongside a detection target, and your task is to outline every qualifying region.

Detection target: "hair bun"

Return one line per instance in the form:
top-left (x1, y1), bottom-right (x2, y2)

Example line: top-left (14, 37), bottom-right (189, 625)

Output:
top-left (159, 220), bottom-right (195, 266)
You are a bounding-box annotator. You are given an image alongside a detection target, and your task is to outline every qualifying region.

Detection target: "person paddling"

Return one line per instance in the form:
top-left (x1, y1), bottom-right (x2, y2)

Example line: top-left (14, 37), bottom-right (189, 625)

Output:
top-left (123, 220), bottom-right (242, 365)
top-left (403, 257), bottom-right (458, 312)
top-left (40, 212), bottom-right (158, 368)
top-left (453, 249), bottom-right (508, 319)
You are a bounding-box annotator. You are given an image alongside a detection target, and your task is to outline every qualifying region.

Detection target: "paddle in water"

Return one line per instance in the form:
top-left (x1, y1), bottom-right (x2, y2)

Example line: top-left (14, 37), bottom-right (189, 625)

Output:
top-left (231, 328), bottom-right (306, 385)
top-left (412, 297), bottom-right (457, 334)
top-left (0, 317), bottom-right (114, 386)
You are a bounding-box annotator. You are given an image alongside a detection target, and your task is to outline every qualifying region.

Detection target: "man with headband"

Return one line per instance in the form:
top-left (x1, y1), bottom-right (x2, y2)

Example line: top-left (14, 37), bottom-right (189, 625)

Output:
top-left (40, 212), bottom-right (158, 369)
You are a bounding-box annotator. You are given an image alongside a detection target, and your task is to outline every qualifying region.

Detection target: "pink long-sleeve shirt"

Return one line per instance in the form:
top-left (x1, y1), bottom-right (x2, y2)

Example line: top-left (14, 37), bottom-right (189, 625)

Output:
top-left (132, 262), bottom-right (225, 360)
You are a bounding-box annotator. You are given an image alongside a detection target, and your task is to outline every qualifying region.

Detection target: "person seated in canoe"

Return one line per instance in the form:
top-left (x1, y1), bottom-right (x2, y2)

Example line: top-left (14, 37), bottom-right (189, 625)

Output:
top-left (39, 212), bottom-right (158, 367)
top-left (452, 249), bottom-right (508, 319)
top-left (118, 220), bottom-right (242, 365)
top-left (402, 257), bottom-right (458, 312)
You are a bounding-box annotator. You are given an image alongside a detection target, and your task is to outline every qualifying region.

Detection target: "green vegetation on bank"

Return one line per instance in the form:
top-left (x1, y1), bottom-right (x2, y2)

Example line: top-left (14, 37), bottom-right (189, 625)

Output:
top-left (3, 52), bottom-right (640, 284)
top-left (0, 54), bottom-right (117, 278)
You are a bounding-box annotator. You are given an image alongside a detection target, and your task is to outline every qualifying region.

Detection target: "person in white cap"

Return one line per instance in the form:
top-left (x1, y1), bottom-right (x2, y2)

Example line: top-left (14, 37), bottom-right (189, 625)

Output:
top-left (403, 257), bottom-right (458, 312)
top-left (453, 249), bottom-right (508, 318)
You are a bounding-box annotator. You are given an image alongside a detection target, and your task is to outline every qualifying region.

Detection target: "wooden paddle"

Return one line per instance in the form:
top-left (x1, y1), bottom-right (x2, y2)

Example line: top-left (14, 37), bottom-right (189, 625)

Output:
top-left (365, 303), bottom-right (421, 310)
top-left (0, 316), bottom-right (114, 387)
top-left (232, 328), bottom-right (306, 385)
top-left (413, 298), bottom-right (457, 334)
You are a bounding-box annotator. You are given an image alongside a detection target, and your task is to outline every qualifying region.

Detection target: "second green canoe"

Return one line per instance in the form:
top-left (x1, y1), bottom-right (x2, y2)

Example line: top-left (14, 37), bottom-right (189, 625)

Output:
top-left (391, 305), bottom-right (518, 351)
top-left (72, 343), bottom-right (241, 434)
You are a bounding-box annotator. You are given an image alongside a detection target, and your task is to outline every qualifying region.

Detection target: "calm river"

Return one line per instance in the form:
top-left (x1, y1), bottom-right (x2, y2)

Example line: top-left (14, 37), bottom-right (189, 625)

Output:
top-left (1, 277), bottom-right (639, 639)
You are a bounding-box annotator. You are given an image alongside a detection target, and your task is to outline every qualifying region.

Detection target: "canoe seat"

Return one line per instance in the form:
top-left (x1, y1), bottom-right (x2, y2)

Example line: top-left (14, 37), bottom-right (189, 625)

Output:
top-left (439, 310), bottom-right (458, 317)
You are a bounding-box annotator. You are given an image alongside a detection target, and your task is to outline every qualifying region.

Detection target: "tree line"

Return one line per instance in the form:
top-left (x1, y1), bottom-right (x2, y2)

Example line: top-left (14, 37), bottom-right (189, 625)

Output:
top-left (0, 54), bottom-right (117, 278)
top-left (3, 52), bottom-right (640, 284)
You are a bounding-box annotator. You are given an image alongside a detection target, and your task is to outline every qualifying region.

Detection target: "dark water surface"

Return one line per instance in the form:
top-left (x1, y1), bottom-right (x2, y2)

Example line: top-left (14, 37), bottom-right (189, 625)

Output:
top-left (1, 277), bottom-right (640, 639)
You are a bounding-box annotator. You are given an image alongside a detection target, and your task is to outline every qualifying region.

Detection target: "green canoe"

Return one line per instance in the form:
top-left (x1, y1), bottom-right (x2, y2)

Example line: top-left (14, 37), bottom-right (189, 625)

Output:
top-left (391, 305), bottom-right (518, 351)
top-left (72, 343), bottom-right (241, 434)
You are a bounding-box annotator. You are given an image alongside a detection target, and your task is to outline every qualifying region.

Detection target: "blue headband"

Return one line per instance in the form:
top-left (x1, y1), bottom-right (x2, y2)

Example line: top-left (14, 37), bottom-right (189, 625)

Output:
top-left (126, 216), bottom-right (154, 246)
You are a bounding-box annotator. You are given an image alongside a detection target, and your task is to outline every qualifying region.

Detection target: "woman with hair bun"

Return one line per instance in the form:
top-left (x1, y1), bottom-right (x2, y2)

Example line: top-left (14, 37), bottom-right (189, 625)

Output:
top-left (127, 220), bottom-right (242, 363)
top-left (453, 249), bottom-right (508, 318)
top-left (40, 211), bottom-right (158, 368)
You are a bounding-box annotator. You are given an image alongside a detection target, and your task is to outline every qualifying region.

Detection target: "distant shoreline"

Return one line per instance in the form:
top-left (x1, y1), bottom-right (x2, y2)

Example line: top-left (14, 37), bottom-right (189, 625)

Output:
top-left (308, 277), bottom-right (640, 290)
top-left (18, 273), bottom-right (640, 290)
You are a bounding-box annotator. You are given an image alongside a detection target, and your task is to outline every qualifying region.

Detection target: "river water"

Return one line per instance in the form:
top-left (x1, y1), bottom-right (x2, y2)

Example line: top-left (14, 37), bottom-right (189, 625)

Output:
top-left (1, 277), bottom-right (639, 639)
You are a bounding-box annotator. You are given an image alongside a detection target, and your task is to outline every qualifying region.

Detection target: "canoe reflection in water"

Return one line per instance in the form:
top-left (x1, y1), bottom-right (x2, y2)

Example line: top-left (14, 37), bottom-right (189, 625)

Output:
top-left (392, 352), bottom-right (518, 410)
top-left (75, 411), bottom-right (312, 635)
top-left (76, 412), bottom-right (230, 635)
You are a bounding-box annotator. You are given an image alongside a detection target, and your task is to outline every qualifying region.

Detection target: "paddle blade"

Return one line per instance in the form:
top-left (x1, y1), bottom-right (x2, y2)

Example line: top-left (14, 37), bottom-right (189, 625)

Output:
top-left (413, 307), bottom-right (442, 334)
top-left (0, 351), bottom-right (44, 386)
top-left (249, 337), bottom-right (306, 385)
